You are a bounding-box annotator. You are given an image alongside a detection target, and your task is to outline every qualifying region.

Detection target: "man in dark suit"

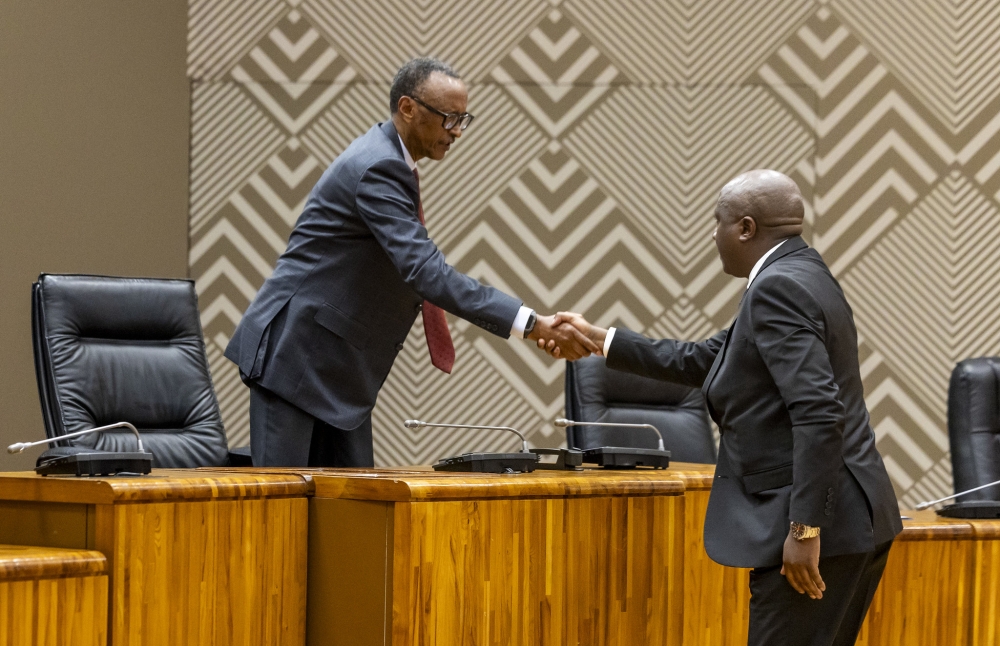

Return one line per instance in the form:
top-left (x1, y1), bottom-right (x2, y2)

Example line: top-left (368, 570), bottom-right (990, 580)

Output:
top-left (553, 170), bottom-right (902, 645)
top-left (226, 58), bottom-right (597, 468)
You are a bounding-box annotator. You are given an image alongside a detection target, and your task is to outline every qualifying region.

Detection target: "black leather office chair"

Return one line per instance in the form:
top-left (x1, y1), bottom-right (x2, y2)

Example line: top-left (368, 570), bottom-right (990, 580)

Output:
top-left (947, 357), bottom-right (1000, 500)
top-left (564, 356), bottom-right (716, 464)
top-left (32, 274), bottom-right (249, 467)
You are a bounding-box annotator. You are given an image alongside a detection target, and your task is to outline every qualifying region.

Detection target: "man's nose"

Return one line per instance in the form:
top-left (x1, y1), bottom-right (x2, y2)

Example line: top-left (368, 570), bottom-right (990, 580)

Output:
top-left (450, 125), bottom-right (463, 138)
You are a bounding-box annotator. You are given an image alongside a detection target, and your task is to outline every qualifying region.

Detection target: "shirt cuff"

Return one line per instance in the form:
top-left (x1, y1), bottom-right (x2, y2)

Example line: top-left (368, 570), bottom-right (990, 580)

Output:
top-left (603, 327), bottom-right (617, 357)
top-left (510, 306), bottom-right (534, 339)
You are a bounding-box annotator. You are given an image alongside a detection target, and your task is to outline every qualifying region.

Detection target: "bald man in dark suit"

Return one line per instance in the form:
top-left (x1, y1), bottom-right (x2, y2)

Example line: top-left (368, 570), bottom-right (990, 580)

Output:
top-left (555, 170), bottom-right (902, 646)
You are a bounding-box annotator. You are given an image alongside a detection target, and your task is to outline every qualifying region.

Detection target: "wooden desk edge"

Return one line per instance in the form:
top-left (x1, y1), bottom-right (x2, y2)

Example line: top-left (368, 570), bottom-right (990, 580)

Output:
top-left (0, 545), bottom-right (107, 581)
top-left (202, 465), bottom-right (712, 501)
top-left (309, 474), bottom-right (687, 501)
top-left (0, 470), bottom-right (310, 503)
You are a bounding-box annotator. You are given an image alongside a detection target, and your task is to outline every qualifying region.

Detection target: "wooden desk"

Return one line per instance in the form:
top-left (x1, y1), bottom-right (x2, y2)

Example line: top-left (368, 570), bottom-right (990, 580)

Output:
top-left (0, 470), bottom-right (310, 646)
top-left (666, 463), bottom-right (750, 646)
top-left (302, 468), bottom-right (687, 646)
top-left (857, 509), bottom-right (1000, 646)
top-left (666, 464), bottom-right (1000, 646)
top-left (0, 544), bottom-right (108, 646)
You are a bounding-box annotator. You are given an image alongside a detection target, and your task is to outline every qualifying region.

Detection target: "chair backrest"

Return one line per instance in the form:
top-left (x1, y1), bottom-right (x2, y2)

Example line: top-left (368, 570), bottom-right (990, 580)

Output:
top-left (948, 357), bottom-right (1000, 500)
top-left (32, 274), bottom-right (229, 468)
top-left (565, 356), bottom-right (716, 464)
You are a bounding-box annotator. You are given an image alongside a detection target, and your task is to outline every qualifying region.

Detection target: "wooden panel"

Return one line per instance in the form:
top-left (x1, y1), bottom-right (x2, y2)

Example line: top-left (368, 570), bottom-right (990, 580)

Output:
top-left (0, 501), bottom-right (90, 549)
top-left (0, 544), bottom-right (106, 580)
top-left (390, 495), bottom-right (684, 646)
top-left (0, 471), bottom-right (309, 504)
top-left (857, 533), bottom-right (974, 646)
top-left (0, 574), bottom-right (108, 646)
top-left (970, 520), bottom-right (1000, 646)
top-left (101, 496), bottom-right (308, 646)
top-left (310, 469), bottom-right (685, 501)
top-left (680, 489), bottom-right (750, 646)
top-left (306, 498), bottom-right (394, 646)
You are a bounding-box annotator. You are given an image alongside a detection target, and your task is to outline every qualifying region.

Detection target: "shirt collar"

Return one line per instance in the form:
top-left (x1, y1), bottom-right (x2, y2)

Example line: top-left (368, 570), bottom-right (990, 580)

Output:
top-left (747, 239), bottom-right (788, 289)
top-left (398, 135), bottom-right (417, 171)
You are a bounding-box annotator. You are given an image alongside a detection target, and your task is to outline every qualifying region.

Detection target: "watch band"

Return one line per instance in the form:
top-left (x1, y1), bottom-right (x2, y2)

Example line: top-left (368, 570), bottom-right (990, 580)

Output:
top-left (523, 311), bottom-right (537, 336)
top-left (790, 521), bottom-right (821, 540)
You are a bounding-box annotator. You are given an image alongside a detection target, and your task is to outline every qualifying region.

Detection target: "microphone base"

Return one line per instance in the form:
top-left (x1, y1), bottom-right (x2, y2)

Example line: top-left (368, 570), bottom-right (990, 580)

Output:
top-left (530, 448), bottom-right (584, 470)
top-left (935, 500), bottom-right (1000, 519)
top-left (582, 447), bottom-right (671, 469)
top-left (35, 448), bottom-right (152, 477)
top-left (432, 452), bottom-right (539, 474)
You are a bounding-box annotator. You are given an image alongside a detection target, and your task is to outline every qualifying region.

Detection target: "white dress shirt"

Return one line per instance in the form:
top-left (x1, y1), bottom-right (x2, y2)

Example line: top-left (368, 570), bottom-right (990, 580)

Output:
top-left (603, 239), bottom-right (789, 357)
top-left (399, 135), bottom-right (534, 338)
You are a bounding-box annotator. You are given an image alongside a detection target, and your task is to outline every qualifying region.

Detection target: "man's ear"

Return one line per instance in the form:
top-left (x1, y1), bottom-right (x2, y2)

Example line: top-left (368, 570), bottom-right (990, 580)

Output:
top-left (739, 216), bottom-right (757, 241)
top-left (397, 96), bottom-right (416, 123)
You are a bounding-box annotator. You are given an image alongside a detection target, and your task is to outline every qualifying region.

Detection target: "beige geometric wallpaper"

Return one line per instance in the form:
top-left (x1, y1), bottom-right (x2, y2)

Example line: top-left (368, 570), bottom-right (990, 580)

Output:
top-left (188, 0), bottom-right (1000, 507)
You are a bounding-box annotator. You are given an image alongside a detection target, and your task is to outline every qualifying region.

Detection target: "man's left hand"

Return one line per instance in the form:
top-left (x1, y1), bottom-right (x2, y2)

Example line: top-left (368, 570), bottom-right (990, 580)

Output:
top-left (780, 531), bottom-right (825, 600)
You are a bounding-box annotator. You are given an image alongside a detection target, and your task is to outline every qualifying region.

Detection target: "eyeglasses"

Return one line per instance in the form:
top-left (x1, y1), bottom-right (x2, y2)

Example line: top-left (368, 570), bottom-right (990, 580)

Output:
top-left (408, 95), bottom-right (475, 131)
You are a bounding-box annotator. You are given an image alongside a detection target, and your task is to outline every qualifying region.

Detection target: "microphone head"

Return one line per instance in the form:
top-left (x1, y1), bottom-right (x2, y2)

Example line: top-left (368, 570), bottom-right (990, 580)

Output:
top-left (403, 419), bottom-right (424, 429)
top-left (553, 418), bottom-right (571, 427)
top-left (6, 443), bottom-right (26, 454)
top-left (914, 502), bottom-right (931, 511)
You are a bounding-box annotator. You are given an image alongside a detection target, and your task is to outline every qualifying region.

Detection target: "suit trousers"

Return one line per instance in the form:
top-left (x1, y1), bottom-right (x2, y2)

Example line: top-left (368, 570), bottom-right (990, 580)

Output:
top-left (747, 539), bottom-right (893, 646)
top-left (248, 383), bottom-right (374, 467)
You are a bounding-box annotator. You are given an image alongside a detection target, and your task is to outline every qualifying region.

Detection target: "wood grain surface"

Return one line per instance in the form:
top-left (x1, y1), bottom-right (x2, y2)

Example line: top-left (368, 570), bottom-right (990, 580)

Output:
top-left (858, 527), bottom-right (974, 646)
top-left (0, 544), bottom-right (106, 580)
top-left (0, 471), bottom-right (311, 646)
top-left (971, 526), bottom-right (1000, 646)
top-left (0, 574), bottom-right (108, 646)
top-left (0, 470), bottom-right (308, 504)
top-left (679, 489), bottom-right (750, 646)
top-left (309, 468), bottom-right (685, 501)
top-left (390, 494), bottom-right (684, 646)
top-left (99, 496), bottom-right (308, 646)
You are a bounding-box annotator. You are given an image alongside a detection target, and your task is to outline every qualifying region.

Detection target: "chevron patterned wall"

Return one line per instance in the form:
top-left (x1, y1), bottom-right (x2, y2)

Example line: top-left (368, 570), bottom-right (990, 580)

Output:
top-left (188, 0), bottom-right (1000, 507)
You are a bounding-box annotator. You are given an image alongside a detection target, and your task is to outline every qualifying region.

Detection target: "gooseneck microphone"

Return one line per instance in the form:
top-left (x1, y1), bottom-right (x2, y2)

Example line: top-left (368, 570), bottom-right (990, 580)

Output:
top-left (7, 422), bottom-right (145, 454)
top-left (915, 478), bottom-right (1000, 510)
top-left (554, 418), bottom-right (665, 451)
top-left (404, 419), bottom-right (529, 453)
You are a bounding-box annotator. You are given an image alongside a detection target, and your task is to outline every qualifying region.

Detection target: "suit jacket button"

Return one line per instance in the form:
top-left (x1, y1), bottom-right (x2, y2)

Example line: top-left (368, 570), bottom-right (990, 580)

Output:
top-left (828, 488), bottom-right (834, 494)
top-left (824, 510), bottom-right (831, 516)
top-left (395, 342), bottom-right (404, 351)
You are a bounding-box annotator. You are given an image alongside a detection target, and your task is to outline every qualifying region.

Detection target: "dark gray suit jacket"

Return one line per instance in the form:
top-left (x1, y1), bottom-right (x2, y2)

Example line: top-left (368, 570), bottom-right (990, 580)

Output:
top-left (607, 237), bottom-right (902, 568)
top-left (225, 121), bottom-right (521, 429)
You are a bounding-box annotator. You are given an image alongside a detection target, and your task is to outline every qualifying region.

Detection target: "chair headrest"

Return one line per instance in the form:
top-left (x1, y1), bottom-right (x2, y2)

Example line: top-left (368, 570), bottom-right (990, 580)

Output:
top-left (571, 355), bottom-right (699, 407)
top-left (37, 274), bottom-right (200, 341)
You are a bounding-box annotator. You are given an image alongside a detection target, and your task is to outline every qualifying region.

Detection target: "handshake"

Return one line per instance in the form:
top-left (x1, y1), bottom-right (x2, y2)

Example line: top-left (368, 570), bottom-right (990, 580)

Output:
top-left (525, 312), bottom-right (608, 361)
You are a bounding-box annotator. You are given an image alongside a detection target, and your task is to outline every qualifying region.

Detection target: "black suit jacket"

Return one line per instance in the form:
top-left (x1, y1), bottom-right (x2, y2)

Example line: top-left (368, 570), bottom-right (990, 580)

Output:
top-left (225, 121), bottom-right (521, 429)
top-left (607, 237), bottom-right (902, 568)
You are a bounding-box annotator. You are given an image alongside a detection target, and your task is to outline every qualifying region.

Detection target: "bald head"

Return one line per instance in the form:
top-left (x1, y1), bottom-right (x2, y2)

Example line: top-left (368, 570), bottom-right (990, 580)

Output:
top-left (717, 169), bottom-right (804, 237)
top-left (712, 169), bottom-right (804, 278)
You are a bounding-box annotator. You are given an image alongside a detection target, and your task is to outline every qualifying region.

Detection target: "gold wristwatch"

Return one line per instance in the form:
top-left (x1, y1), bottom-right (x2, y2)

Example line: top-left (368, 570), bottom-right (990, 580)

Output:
top-left (790, 522), bottom-right (821, 540)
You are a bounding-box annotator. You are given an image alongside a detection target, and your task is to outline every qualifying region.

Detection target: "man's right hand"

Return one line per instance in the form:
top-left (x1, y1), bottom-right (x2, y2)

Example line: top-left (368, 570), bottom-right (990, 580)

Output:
top-left (536, 312), bottom-right (609, 359)
top-left (527, 314), bottom-right (601, 361)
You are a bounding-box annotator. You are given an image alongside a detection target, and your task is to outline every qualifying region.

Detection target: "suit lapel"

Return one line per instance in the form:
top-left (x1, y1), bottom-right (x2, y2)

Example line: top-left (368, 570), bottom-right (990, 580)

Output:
top-left (702, 291), bottom-right (748, 399)
top-left (701, 236), bottom-right (807, 414)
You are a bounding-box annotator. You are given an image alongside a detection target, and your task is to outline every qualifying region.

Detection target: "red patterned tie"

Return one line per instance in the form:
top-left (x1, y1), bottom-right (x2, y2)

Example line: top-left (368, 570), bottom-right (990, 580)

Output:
top-left (413, 169), bottom-right (455, 373)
